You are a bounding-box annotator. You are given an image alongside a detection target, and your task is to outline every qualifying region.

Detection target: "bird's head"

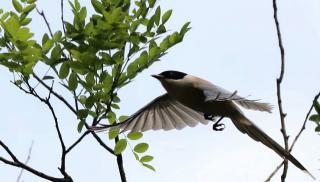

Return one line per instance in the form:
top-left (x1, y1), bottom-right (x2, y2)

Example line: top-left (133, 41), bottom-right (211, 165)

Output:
top-left (152, 70), bottom-right (187, 80)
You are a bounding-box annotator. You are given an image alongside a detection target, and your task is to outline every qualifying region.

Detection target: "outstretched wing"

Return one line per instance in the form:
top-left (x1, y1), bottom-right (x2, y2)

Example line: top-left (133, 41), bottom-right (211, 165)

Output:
top-left (199, 81), bottom-right (272, 113)
top-left (118, 94), bottom-right (211, 132)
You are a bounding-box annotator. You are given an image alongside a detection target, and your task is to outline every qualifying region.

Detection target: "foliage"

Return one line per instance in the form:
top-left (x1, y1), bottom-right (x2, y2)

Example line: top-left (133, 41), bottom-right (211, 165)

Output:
top-left (0, 0), bottom-right (190, 177)
top-left (310, 98), bottom-right (320, 133)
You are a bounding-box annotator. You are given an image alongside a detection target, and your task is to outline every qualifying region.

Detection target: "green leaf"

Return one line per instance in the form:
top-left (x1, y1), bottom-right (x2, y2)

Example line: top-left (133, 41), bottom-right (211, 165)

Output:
top-left (74, 0), bottom-right (80, 11)
top-left (315, 125), bottom-right (320, 132)
top-left (162, 10), bottom-right (172, 24)
top-left (111, 103), bottom-right (120, 109)
top-left (86, 72), bottom-right (95, 87)
top-left (85, 95), bottom-right (95, 108)
top-left (102, 74), bottom-right (113, 93)
top-left (114, 139), bottom-right (127, 155)
top-left (313, 100), bottom-right (320, 114)
top-left (12, 0), bottom-right (23, 13)
top-left (138, 51), bottom-right (148, 67)
top-left (42, 75), bottom-right (54, 80)
top-left (142, 163), bottom-right (155, 171)
top-left (77, 109), bottom-right (88, 119)
top-left (43, 39), bottom-right (54, 53)
top-left (42, 33), bottom-right (49, 45)
top-left (156, 24), bottom-right (166, 34)
top-left (53, 31), bottom-right (62, 41)
top-left (20, 17), bottom-right (32, 26)
top-left (140, 155), bottom-right (154, 163)
top-left (169, 32), bottom-right (179, 44)
top-left (149, 46), bottom-right (160, 60)
top-left (59, 62), bottom-right (70, 79)
top-left (147, 16), bottom-right (154, 32)
top-left (78, 95), bottom-right (87, 105)
top-left (127, 132), bottom-right (143, 140)
top-left (134, 143), bottom-right (149, 153)
top-left (119, 115), bottom-right (128, 122)
top-left (68, 72), bottom-right (78, 90)
top-left (148, 0), bottom-right (156, 8)
top-left (159, 37), bottom-right (169, 51)
top-left (154, 6), bottom-right (161, 25)
top-left (109, 128), bottom-right (120, 140)
top-left (180, 22), bottom-right (191, 36)
top-left (77, 119), bottom-right (85, 132)
top-left (309, 114), bottom-right (320, 122)
top-left (23, 4), bottom-right (36, 14)
top-left (79, 7), bottom-right (87, 21)
top-left (14, 80), bottom-right (23, 85)
top-left (91, 0), bottom-right (104, 14)
top-left (26, 0), bottom-right (36, 3)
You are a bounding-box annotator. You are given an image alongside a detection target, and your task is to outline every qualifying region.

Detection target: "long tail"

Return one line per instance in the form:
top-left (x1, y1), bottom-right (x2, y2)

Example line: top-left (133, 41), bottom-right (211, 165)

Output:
top-left (231, 113), bottom-right (315, 180)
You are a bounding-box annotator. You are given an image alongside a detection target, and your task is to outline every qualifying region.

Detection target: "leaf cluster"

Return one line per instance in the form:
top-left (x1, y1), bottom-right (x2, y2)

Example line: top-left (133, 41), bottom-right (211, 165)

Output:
top-left (0, 0), bottom-right (191, 173)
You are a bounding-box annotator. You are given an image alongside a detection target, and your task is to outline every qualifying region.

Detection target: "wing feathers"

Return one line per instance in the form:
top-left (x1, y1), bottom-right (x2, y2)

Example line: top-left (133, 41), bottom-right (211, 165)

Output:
top-left (118, 94), bottom-right (208, 132)
top-left (236, 100), bottom-right (272, 113)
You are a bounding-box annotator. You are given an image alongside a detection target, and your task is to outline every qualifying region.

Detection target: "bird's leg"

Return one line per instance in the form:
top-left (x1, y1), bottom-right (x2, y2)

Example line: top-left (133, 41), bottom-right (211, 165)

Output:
top-left (204, 113), bottom-right (215, 120)
top-left (204, 114), bottom-right (225, 131)
top-left (212, 117), bottom-right (225, 131)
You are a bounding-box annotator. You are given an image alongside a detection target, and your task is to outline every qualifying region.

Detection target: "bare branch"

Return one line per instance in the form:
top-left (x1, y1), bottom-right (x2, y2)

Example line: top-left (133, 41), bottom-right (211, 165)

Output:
top-left (66, 131), bottom-right (90, 153)
top-left (265, 91), bottom-right (320, 181)
top-left (32, 74), bottom-right (77, 114)
top-left (61, 0), bottom-right (66, 34)
top-left (16, 141), bottom-right (34, 182)
top-left (0, 141), bottom-right (66, 182)
top-left (35, 8), bottom-right (54, 37)
top-left (272, 0), bottom-right (289, 181)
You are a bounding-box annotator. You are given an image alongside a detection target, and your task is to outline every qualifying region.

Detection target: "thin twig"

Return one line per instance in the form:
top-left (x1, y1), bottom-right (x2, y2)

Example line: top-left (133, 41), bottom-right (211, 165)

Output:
top-left (16, 141), bottom-right (34, 182)
top-left (33, 74), bottom-right (77, 114)
top-left (265, 91), bottom-right (320, 181)
top-left (35, 8), bottom-right (54, 37)
top-left (14, 80), bottom-right (72, 180)
top-left (0, 141), bottom-right (66, 182)
top-left (32, 73), bottom-right (115, 154)
top-left (61, 0), bottom-right (66, 34)
top-left (66, 131), bottom-right (90, 153)
top-left (272, 0), bottom-right (289, 181)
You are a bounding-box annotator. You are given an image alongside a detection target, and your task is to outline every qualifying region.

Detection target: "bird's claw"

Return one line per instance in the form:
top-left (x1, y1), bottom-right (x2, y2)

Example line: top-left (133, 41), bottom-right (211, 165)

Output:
top-left (212, 122), bottom-right (225, 131)
top-left (204, 114), bottom-right (225, 131)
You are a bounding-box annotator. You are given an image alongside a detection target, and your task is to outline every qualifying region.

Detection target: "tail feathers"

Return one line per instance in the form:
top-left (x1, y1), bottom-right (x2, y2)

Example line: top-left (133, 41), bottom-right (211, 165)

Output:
top-left (231, 114), bottom-right (315, 180)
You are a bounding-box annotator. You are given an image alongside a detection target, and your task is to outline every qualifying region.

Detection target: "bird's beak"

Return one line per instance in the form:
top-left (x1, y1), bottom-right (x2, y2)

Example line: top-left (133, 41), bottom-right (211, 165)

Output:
top-left (151, 74), bottom-right (164, 80)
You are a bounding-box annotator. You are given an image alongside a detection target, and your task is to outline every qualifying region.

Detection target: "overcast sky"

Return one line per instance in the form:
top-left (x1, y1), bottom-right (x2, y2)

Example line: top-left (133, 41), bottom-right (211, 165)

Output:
top-left (1, 0), bottom-right (320, 181)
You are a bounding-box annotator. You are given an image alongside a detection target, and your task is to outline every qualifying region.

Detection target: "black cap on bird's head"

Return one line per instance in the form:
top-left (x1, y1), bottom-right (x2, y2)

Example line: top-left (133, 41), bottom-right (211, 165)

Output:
top-left (152, 70), bottom-right (187, 80)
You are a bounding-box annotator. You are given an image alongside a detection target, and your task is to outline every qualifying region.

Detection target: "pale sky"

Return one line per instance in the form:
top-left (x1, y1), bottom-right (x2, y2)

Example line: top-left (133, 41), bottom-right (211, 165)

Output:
top-left (1, 0), bottom-right (320, 182)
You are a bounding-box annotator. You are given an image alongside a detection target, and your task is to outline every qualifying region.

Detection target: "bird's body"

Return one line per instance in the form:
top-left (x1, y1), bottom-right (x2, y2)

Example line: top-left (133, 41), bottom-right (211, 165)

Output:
top-left (96, 70), bottom-right (314, 179)
top-left (161, 74), bottom-right (241, 116)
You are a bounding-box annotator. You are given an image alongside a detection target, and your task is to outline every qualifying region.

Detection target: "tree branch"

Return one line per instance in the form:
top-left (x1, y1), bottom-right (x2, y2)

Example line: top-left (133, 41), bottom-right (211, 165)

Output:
top-left (66, 131), bottom-right (90, 153)
top-left (272, 0), bottom-right (289, 181)
top-left (115, 136), bottom-right (127, 182)
top-left (16, 141), bottom-right (34, 182)
top-left (35, 8), bottom-right (54, 37)
top-left (265, 91), bottom-right (320, 181)
top-left (13, 80), bottom-right (72, 180)
top-left (0, 141), bottom-right (66, 182)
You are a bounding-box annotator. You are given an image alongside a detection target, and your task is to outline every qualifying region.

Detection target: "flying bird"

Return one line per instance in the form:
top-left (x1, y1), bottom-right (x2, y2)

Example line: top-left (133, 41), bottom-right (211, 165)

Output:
top-left (96, 70), bottom-right (315, 179)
